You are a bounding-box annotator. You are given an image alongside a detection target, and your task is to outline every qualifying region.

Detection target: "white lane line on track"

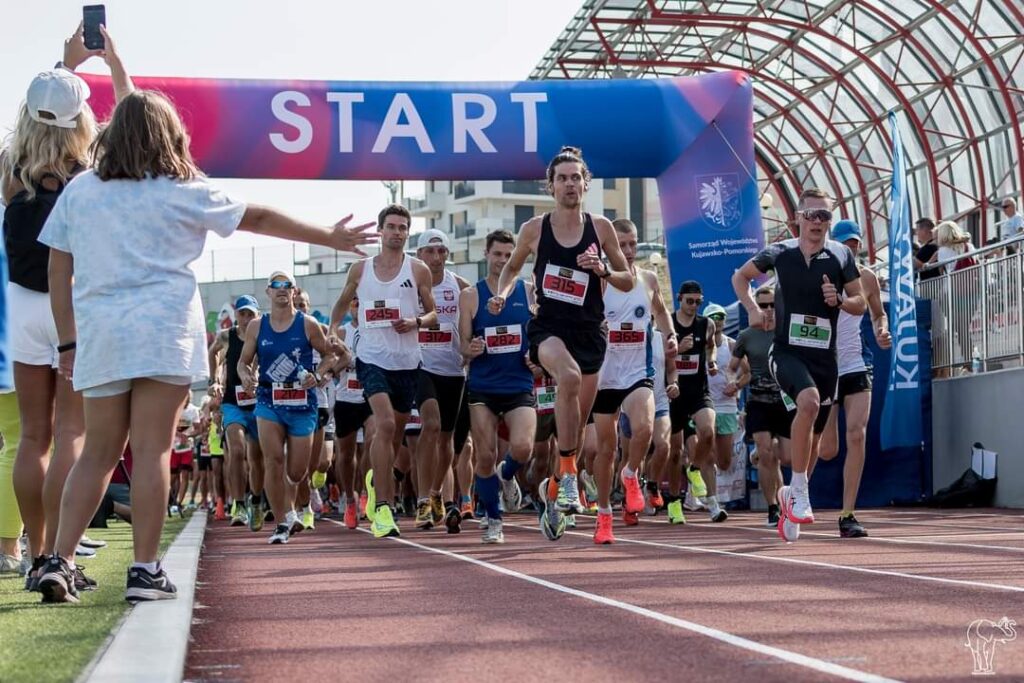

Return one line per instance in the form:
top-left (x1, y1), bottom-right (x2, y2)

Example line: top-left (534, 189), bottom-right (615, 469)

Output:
top-left (638, 515), bottom-right (1024, 553)
top-left (324, 520), bottom-right (901, 683)
top-left (859, 518), bottom-right (1024, 533)
top-left (499, 520), bottom-right (1024, 594)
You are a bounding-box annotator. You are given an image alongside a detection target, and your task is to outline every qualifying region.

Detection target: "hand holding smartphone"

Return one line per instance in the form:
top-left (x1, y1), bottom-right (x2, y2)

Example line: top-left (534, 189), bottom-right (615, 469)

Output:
top-left (83, 5), bottom-right (106, 50)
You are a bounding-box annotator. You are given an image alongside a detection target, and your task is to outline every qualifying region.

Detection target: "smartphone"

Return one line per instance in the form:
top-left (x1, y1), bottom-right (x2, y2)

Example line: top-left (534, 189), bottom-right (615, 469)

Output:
top-left (83, 5), bottom-right (106, 50)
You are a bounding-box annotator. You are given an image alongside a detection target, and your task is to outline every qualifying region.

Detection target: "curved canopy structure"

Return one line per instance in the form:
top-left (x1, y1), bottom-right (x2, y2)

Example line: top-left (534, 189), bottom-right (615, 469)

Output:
top-left (532, 0), bottom-right (1024, 264)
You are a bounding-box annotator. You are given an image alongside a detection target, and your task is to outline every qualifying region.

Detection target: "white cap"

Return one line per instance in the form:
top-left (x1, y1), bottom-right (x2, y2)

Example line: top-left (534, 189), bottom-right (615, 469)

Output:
top-left (417, 229), bottom-right (450, 250)
top-left (26, 70), bottom-right (90, 129)
top-left (181, 405), bottom-right (200, 424)
top-left (266, 270), bottom-right (295, 286)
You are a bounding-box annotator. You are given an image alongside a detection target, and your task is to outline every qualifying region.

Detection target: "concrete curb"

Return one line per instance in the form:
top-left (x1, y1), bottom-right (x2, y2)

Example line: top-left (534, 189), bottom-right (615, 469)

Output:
top-left (81, 511), bottom-right (208, 683)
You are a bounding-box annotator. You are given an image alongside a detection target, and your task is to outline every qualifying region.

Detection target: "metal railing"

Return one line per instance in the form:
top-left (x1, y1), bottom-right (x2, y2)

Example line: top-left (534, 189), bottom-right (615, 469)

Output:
top-left (453, 181), bottom-right (476, 199)
top-left (501, 180), bottom-right (547, 195)
top-left (916, 234), bottom-right (1024, 373)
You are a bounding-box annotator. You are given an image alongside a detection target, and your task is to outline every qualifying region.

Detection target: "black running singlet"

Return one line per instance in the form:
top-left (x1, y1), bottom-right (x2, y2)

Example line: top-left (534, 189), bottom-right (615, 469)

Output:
top-left (673, 315), bottom-right (710, 391)
top-left (533, 212), bottom-right (604, 326)
top-left (222, 327), bottom-right (251, 409)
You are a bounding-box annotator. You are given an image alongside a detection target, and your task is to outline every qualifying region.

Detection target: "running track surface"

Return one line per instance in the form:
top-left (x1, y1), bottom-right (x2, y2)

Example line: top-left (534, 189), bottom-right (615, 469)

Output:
top-left (185, 508), bottom-right (1024, 682)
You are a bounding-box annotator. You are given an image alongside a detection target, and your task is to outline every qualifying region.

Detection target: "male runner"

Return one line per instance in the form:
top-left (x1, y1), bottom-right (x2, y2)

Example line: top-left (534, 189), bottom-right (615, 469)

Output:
top-left (329, 204), bottom-right (437, 539)
top-left (729, 285), bottom-right (793, 526)
top-left (294, 289), bottom-right (332, 531)
top-left (238, 271), bottom-right (344, 544)
top-left (460, 230), bottom-right (538, 543)
top-left (209, 295), bottom-right (263, 528)
top-left (487, 146), bottom-right (632, 540)
top-left (412, 229), bottom-right (471, 530)
top-left (591, 219), bottom-right (676, 544)
top-left (333, 297), bottom-right (374, 529)
top-left (703, 302), bottom-right (743, 523)
top-left (668, 281), bottom-right (716, 518)
top-left (732, 188), bottom-right (865, 541)
top-left (817, 220), bottom-right (891, 538)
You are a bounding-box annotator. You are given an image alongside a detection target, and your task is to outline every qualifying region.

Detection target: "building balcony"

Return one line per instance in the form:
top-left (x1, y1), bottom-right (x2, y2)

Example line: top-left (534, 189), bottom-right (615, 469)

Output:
top-left (501, 180), bottom-right (547, 195)
top-left (406, 191), bottom-right (446, 217)
top-left (453, 181), bottom-right (476, 200)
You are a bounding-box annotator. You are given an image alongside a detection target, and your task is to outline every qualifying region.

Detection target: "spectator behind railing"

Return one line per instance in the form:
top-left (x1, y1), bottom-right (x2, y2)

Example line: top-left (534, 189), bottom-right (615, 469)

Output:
top-left (997, 198), bottom-right (1022, 251)
top-left (934, 220), bottom-right (976, 275)
top-left (913, 217), bottom-right (940, 281)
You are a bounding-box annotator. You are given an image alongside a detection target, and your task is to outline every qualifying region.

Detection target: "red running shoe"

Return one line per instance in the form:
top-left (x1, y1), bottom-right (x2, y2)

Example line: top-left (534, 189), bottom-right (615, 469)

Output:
top-left (344, 501), bottom-right (358, 529)
top-left (593, 512), bottom-right (615, 544)
top-left (649, 488), bottom-right (664, 509)
top-left (214, 498), bottom-right (226, 521)
top-left (620, 471), bottom-right (644, 514)
top-left (622, 508), bottom-right (639, 526)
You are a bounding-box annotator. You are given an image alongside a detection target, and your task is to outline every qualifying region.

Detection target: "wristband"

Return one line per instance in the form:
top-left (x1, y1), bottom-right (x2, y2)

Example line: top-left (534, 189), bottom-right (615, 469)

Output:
top-left (599, 270), bottom-right (611, 279)
top-left (57, 341), bottom-right (76, 353)
top-left (415, 316), bottom-right (422, 328)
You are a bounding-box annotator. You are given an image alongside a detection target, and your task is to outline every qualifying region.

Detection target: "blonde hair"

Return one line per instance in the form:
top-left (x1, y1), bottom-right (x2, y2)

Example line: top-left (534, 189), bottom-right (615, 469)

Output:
top-left (94, 90), bottom-right (199, 181)
top-left (935, 220), bottom-right (970, 248)
top-left (1, 102), bottom-right (96, 199)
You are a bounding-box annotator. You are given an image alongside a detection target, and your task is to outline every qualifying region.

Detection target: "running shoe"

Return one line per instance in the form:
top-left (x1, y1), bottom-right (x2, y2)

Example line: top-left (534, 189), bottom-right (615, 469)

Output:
top-left (667, 499), bottom-right (686, 525)
top-left (215, 499), bottom-right (227, 520)
top-left (429, 495), bottom-right (445, 526)
top-left (620, 471), bottom-right (644, 515)
top-left (364, 471), bottom-right (377, 523)
top-left (415, 501), bottom-right (434, 530)
top-left (75, 544), bottom-right (95, 558)
top-left (498, 462), bottom-right (523, 513)
top-left (460, 499), bottom-right (475, 520)
top-left (286, 510), bottom-right (304, 536)
top-left (767, 504), bottom-right (780, 527)
top-left (444, 504), bottom-right (462, 534)
top-left (707, 497), bottom-right (729, 523)
top-left (685, 467), bottom-right (707, 498)
top-left (311, 470), bottom-right (327, 489)
top-left (310, 488), bottom-right (323, 515)
top-left (538, 477), bottom-right (566, 541)
top-left (359, 493), bottom-right (369, 520)
top-left (24, 555), bottom-right (46, 592)
top-left (565, 514), bottom-right (577, 529)
top-left (268, 524), bottom-right (290, 545)
top-left (38, 556), bottom-right (79, 604)
top-left (643, 494), bottom-right (657, 517)
top-left (125, 565), bottom-right (177, 602)
top-left (789, 485), bottom-right (814, 524)
top-left (0, 554), bottom-right (21, 574)
top-left (247, 495), bottom-right (265, 532)
top-left (371, 505), bottom-right (401, 539)
top-left (622, 508), bottom-right (639, 526)
top-left (580, 469), bottom-right (599, 503)
top-left (683, 490), bottom-right (706, 511)
top-left (74, 565), bottom-right (97, 592)
top-left (344, 500), bottom-right (358, 529)
top-left (329, 485), bottom-right (341, 507)
top-left (839, 514), bottom-right (868, 538)
top-left (230, 505), bottom-right (248, 528)
top-left (186, 501), bottom-right (197, 512)
top-left (301, 507), bottom-right (315, 531)
top-left (79, 536), bottom-right (107, 549)
top-left (593, 512), bottom-right (615, 544)
top-left (648, 488), bottom-right (664, 510)
top-left (776, 486), bottom-right (800, 542)
top-left (482, 518), bottom-right (504, 544)
top-left (394, 498), bottom-right (406, 517)
top-left (556, 473), bottom-right (585, 514)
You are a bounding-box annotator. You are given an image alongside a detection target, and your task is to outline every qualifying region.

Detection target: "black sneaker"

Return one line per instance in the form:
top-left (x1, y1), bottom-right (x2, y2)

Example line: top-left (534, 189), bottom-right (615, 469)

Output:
top-left (125, 565), bottom-right (177, 602)
top-left (38, 556), bottom-right (80, 604)
top-left (75, 565), bottom-right (98, 592)
top-left (839, 514), bottom-right (868, 538)
top-left (767, 504), bottom-right (780, 527)
top-left (444, 504), bottom-right (462, 534)
top-left (24, 555), bottom-right (47, 592)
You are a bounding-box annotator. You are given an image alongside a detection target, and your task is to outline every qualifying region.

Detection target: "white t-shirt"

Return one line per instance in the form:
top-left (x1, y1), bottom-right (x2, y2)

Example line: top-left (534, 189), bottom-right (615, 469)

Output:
top-left (936, 242), bottom-right (974, 275)
top-left (38, 171), bottom-right (245, 391)
top-left (1001, 214), bottom-right (1023, 241)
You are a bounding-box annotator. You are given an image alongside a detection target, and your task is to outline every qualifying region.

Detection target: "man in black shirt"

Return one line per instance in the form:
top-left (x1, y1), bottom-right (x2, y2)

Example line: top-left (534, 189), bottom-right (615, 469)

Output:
top-left (732, 188), bottom-right (865, 541)
top-left (913, 217), bottom-right (939, 280)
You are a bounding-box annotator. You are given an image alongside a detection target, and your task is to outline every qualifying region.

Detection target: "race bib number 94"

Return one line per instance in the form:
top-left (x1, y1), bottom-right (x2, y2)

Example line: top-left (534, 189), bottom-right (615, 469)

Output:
top-left (542, 264), bottom-right (588, 306)
top-left (788, 314), bottom-right (832, 350)
top-left (485, 324), bottom-right (522, 354)
top-left (364, 299), bottom-right (401, 328)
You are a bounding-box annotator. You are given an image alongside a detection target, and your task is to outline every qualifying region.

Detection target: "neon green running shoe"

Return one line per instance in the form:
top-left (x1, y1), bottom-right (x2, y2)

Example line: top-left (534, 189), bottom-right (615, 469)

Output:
top-left (311, 471), bottom-right (327, 489)
top-left (371, 505), bottom-right (401, 539)
top-left (667, 499), bottom-right (687, 525)
top-left (302, 507), bottom-right (315, 531)
top-left (364, 470), bottom-right (377, 523)
top-left (685, 467), bottom-right (708, 499)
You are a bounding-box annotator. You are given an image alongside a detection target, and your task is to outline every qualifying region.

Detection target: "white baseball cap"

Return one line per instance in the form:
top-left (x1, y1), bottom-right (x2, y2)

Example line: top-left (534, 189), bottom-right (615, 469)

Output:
top-left (26, 70), bottom-right (90, 129)
top-left (417, 229), bottom-right (450, 250)
top-left (266, 270), bottom-right (295, 287)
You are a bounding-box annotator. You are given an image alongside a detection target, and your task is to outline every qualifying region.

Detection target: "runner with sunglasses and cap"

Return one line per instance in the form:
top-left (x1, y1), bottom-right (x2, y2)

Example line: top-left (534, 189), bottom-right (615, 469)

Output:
top-left (732, 188), bottom-right (865, 542)
top-left (702, 302), bottom-right (745, 523)
top-left (816, 220), bottom-right (891, 538)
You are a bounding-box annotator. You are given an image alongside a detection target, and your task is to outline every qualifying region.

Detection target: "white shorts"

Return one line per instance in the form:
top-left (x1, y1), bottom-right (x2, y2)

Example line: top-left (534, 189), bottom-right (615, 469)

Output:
top-left (7, 282), bottom-right (59, 367)
top-left (82, 375), bottom-right (193, 399)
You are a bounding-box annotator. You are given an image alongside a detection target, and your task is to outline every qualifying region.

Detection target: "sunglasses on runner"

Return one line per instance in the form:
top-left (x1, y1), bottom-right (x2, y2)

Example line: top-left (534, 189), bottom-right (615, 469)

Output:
top-left (268, 280), bottom-right (294, 289)
top-left (683, 297), bottom-right (703, 305)
top-left (801, 209), bottom-right (833, 223)
top-left (758, 302), bottom-right (775, 309)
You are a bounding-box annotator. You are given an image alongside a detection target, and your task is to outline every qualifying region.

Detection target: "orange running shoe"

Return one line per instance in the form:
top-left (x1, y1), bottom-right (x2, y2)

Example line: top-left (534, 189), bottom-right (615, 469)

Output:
top-left (620, 471), bottom-right (644, 514)
top-left (649, 488), bottom-right (665, 509)
top-left (359, 493), bottom-right (369, 520)
top-left (344, 501), bottom-right (358, 529)
top-left (622, 508), bottom-right (639, 526)
top-left (329, 485), bottom-right (341, 506)
top-left (593, 512), bottom-right (615, 544)
top-left (460, 500), bottom-right (474, 520)
top-left (214, 498), bottom-right (226, 521)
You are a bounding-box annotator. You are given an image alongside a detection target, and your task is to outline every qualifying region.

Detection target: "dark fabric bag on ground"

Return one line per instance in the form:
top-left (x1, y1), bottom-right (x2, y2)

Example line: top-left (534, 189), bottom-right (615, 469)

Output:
top-left (922, 468), bottom-right (997, 508)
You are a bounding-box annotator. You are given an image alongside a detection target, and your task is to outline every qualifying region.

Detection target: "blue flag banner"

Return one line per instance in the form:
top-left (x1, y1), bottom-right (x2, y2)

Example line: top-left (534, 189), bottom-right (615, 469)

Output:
top-left (881, 112), bottom-right (924, 450)
top-left (82, 72), bottom-right (763, 304)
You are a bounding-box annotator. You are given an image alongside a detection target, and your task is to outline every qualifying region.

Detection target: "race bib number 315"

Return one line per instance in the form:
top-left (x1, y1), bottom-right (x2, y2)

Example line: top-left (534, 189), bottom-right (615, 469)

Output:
top-left (788, 314), bottom-right (832, 349)
top-left (364, 299), bottom-right (401, 328)
top-left (542, 264), bottom-right (588, 306)
top-left (485, 324), bottom-right (522, 354)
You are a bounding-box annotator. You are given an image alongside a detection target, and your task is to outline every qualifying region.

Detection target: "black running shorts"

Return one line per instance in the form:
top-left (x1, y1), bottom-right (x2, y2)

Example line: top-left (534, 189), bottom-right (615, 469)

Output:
top-left (592, 378), bottom-right (654, 415)
top-left (768, 346), bottom-right (837, 434)
top-left (535, 412), bottom-right (557, 442)
top-left (467, 390), bottom-right (536, 417)
top-left (416, 370), bottom-right (466, 433)
top-left (527, 317), bottom-right (606, 375)
top-left (669, 388), bottom-right (714, 435)
top-left (334, 401), bottom-right (372, 439)
top-left (837, 370), bottom-right (872, 403)
top-left (745, 400), bottom-right (793, 439)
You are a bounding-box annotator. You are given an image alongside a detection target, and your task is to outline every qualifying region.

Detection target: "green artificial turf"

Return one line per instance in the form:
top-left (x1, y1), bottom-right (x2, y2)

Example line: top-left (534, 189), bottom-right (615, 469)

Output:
top-left (0, 515), bottom-right (189, 683)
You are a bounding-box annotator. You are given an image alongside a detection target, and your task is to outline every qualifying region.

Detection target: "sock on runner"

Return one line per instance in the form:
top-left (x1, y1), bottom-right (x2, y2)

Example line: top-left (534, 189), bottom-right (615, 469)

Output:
top-left (474, 474), bottom-right (501, 520)
top-left (622, 465), bottom-right (637, 479)
top-left (500, 454), bottom-right (522, 481)
top-left (558, 449), bottom-right (578, 476)
top-left (598, 506), bottom-right (613, 515)
top-left (132, 561), bottom-right (159, 574)
top-left (792, 471), bottom-right (808, 489)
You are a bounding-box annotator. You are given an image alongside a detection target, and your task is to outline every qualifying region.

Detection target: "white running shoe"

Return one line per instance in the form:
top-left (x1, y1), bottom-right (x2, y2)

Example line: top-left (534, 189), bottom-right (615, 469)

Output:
top-left (556, 473), bottom-right (585, 514)
top-left (482, 518), bottom-right (504, 544)
top-left (707, 497), bottom-right (729, 523)
top-left (498, 462), bottom-right (522, 513)
top-left (776, 486), bottom-right (800, 542)
top-left (285, 509), bottom-right (304, 535)
top-left (789, 486), bottom-right (814, 524)
top-left (268, 524), bottom-right (290, 545)
top-left (74, 544), bottom-right (96, 558)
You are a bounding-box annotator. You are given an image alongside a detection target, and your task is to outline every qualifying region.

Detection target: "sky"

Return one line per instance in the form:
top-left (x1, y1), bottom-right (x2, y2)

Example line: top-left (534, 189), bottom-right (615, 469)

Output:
top-left (1, 0), bottom-right (583, 278)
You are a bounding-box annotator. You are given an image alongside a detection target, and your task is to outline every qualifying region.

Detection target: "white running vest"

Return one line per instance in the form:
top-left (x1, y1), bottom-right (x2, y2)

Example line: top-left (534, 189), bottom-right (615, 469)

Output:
top-left (651, 327), bottom-right (669, 414)
top-left (836, 310), bottom-right (867, 376)
top-left (598, 277), bottom-right (654, 391)
top-left (708, 337), bottom-right (738, 414)
top-left (418, 270), bottom-right (464, 377)
top-left (336, 322), bottom-right (365, 404)
top-left (355, 255), bottom-right (421, 371)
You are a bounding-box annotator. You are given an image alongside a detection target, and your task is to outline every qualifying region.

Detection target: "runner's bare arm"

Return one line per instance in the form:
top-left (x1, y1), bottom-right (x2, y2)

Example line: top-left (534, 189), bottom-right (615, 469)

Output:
top-left (861, 268), bottom-right (891, 348)
top-left (207, 330), bottom-right (229, 395)
top-left (524, 281), bottom-right (537, 311)
top-left (306, 316), bottom-right (349, 382)
top-left (239, 207), bottom-right (377, 256)
top-left (642, 270), bottom-right (678, 355)
top-left (732, 260), bottom-right (764, 329)
top-left (706, 317), bottom-right (719, 376)
top-left (584, 215), bottom-right (634, 291)
top-left (494, 218), bottom-right (541, 304)
top-left (458, 286), bottom-right (484, 360)
top-left (237, 319), bottom-right (261, 393)
top-left (397, 260), bottom-right (438, 333)
top-left (329, 262), bottom-right (363, 332)
top-left (837, 277), bottom-right (866, 316)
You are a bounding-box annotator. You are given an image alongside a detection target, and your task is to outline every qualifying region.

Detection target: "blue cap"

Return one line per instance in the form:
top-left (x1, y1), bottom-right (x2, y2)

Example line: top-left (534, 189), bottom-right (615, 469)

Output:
top-left (234, 295), bottom-right (259, 314)
top-left (832, 219), bottom-right (862, 244)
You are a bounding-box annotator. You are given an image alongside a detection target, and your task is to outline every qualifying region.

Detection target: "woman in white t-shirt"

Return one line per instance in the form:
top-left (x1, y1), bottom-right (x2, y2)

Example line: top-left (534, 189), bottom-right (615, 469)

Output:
top-left (35, 90), bottom-right (375, 604)
top-left (935, 220), bottom-right (978, 365)
top-left (935, 220), bottom-right (975, 275)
